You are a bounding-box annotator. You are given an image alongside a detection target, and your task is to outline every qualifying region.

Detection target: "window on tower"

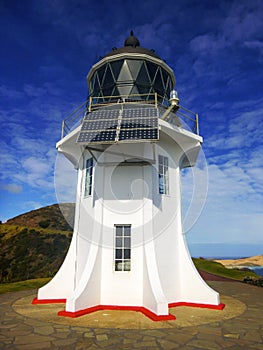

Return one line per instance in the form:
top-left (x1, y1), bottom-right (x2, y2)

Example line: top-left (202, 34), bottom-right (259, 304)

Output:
top-left (115, 225), bottom-right (131, 271)
top-left (84, 157), bottom-right (93, 196)
top-left (158, 155), bottom-right (169, 195)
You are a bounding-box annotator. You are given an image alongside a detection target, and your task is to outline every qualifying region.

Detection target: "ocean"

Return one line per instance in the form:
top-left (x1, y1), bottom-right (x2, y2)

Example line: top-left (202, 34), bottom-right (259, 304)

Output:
top-left (249, 267), bottom-right (263, 277)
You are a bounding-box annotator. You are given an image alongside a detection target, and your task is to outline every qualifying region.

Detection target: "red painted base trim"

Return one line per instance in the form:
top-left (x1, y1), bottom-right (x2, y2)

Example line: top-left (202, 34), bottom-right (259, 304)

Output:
top-left (33, 298), bottom-right (224, 321)
top-left (169, 301), bottom-right (225, 310)
top-left (32, 297), bottom-right (66, 305)
top-left (58, 305), bottom-right (176, 321)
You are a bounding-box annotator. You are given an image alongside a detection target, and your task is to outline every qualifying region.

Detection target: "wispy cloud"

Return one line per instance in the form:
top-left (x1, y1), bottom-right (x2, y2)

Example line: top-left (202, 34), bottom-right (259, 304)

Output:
top-left (0, 183), bottom-right (23, 194)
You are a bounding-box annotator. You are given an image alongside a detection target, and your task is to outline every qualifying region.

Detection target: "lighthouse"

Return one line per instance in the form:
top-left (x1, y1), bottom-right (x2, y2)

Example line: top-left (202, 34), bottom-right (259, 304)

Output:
top-left (34, 32), bottom-right (224, 320)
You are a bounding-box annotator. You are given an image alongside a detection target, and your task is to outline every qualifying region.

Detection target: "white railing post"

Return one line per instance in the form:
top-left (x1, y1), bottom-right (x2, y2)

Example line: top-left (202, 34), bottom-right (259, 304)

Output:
top-left (61, 120), bottom-right (65, 138)
top-left (196, 114), bottom-right (199, 135)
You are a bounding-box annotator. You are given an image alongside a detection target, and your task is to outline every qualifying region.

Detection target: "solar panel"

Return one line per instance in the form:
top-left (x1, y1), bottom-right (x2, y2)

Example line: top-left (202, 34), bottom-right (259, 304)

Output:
top-left (82, 119), bottom-right (118, 130)
top-left (118, 107), bottom-right (159, 141)
top-left (77, 130), bottom-right (117, 143)
top-left (122, 107), bottom-right (158, 119)
top-left (76, 105), bottom-right (159, 144)
top-left (119, 129), bottom-right (158, 141)
top-left (120, 118), bottom-right (158, 129)
top-left (85, 109), bottom-right (120, 120)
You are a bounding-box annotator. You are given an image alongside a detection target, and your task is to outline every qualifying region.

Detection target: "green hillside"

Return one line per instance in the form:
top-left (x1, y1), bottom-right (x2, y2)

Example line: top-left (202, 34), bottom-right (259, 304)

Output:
top-left (0, 224), bottom-right (72, 282)
top-left (6, 203), bottom-right (75, 231)
top-left (193, 257), bottom-right (259, 281)
top-left (0, 203), bottom-right (74, 283)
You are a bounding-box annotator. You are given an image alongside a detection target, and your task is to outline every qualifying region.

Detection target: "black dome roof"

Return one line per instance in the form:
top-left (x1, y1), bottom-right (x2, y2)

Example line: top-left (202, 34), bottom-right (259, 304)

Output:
top-left (104, 31), bottom-right (161, 59)
top-left (124, 30), bottom-right (140, 47)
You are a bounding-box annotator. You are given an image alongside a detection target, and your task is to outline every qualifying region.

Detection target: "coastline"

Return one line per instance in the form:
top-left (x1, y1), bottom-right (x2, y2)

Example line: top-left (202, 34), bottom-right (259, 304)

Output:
top-left (214, 254), bottom-right (263, 268)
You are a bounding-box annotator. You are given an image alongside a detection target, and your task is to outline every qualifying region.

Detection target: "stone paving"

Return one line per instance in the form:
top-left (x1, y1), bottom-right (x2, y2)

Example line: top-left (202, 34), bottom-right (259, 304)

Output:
top-left (0, 281), bottom-right (262, 349)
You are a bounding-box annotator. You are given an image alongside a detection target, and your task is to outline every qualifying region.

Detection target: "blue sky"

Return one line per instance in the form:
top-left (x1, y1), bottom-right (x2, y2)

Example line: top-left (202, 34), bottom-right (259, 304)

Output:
top-left (1, 0), bottom-right (263, 257)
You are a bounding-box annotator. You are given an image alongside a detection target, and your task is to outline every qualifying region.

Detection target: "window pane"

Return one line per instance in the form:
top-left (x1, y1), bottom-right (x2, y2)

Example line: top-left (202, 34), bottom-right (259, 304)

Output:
top-left (124, 237), bottom-right (130, 247)
top-left (159, 181), bottom-right (164, 194)
top-left (124, 261), bottom-right (131, 271)
top-left (124, 226), bottom-right (131, 236)
top-left (115, 261), bottom-right (123, 271)
top-left (85, 158), bottom-right (93, 196)
top-left (124, 249), bottom-right (130, 259)
top-left (158, 155), bottom-right (169, 195)
top-left (116, 249), bottom-right (122, 259)
top-left (116, 226), bottom-right (122, 236)
top-left (116, 237), bottom-right (122, 247)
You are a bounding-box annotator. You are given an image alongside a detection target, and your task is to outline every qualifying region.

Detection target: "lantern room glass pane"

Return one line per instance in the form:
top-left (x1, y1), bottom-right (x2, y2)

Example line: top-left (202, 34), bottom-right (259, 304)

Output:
top-left (110, 60), bottom-right (123, 80)
top-left (136, 84), bottom-right (151, 95)
top-left (127, 59), bottom-right (142, 79)
top-left (118, 60), bottom-right (133, 82)
top-left (102, 86), bottom-right (114, 97)
top-left (146, 61), bottom-right (158, 82)
top-left (137, 62), bottom-right (151, 84)
top-left (162, 69), bottom-right (169, 89)
top-left (97, 66), bottom-right (105, 85)
top-left (102, 65), bottom-right (114, 87)
top-left (154, 68), bottom-right (164, 94)
top-left (93, 75), bottom-right (100, 95)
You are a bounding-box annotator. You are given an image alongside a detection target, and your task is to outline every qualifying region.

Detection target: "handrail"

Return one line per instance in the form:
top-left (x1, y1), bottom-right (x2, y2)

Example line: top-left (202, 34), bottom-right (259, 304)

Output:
top-left (60, 93), bottom-right (200, 138)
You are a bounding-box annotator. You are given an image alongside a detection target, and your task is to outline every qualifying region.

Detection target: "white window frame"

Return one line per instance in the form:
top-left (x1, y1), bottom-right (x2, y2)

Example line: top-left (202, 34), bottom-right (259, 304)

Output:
top-left (84, 157), bottom-right (93, 197)
top-left (158, 155), bottom-right (169, 195)
top-left (114, 225), bottom-right (131, 272)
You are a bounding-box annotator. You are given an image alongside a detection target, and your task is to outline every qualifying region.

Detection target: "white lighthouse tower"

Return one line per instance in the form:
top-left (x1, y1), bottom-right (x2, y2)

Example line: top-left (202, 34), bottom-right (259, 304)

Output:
top-left (34, 32), bottom-right (224, 320)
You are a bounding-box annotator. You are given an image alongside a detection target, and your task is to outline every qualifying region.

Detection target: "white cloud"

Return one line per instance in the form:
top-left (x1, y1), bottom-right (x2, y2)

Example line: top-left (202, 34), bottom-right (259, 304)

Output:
top-left (0, 183), bottom-right (23, 194)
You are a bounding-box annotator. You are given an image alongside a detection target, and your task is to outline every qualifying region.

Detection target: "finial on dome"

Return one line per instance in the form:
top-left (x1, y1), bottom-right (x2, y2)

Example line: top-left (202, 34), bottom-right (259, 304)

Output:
top-left (124, 30), bottom-right (140, 47)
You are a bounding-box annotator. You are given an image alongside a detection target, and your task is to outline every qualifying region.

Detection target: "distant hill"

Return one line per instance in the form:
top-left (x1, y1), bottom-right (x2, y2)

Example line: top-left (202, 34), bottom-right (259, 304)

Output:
top-left (215, 255), bottom-right (263, 268)
top-left (0, 204), bottom-right (74, 283)
top-left (6, 203), bottom-right (75, 231)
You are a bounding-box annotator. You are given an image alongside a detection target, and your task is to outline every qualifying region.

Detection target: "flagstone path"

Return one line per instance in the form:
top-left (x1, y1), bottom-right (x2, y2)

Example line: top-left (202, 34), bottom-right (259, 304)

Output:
top-left (0, 281), bottom-right (262, 349)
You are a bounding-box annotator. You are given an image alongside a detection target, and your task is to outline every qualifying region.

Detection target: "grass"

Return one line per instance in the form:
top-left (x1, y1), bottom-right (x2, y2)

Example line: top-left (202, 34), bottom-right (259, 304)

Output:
top-left (0, 278), bottom-right (51, 294)
top-left (193, 258), bottom-right (259, 281)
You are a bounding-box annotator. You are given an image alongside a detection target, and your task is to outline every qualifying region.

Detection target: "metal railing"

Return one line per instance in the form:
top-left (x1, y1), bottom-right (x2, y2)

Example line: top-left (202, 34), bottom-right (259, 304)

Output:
top-left (60, 93), bottom-right (199, 138)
